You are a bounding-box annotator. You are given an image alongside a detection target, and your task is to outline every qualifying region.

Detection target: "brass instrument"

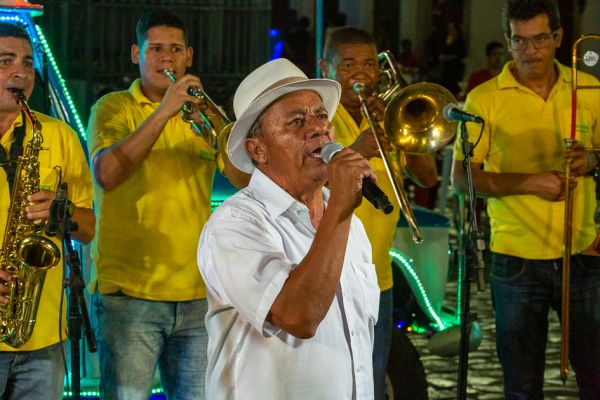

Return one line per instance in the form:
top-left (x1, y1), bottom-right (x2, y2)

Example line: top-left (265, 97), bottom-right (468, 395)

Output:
top-left (163, 68), bottom-right (231, 149)
top-left (355, 50), bottom-right (458, 243)
top-left (215, 121), bottom-right (252, 189)
top-left (0, 89), bottom-right (61, 348)
top-left (560, 33), bottom-right (600, 383)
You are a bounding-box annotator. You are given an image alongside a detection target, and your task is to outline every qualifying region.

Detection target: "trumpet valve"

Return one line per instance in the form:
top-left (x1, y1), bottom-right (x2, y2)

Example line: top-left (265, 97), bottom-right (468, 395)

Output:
top-left (187, 86), bottom-right (204, 99)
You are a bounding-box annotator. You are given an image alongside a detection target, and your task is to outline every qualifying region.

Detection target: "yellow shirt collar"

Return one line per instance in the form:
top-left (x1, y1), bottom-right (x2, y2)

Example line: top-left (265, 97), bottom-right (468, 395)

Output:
top-left (498, 60), bottom-right (571, 89)
top-left (0, 112), bottom-right (25, 148)
top-left (128, 78), bottom-right (160, 106)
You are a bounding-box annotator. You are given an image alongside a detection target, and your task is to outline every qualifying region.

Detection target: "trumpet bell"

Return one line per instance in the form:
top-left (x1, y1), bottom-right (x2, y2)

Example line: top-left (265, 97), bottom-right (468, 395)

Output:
top-left (216, 122), bottom-right (252, 190)
top-left (384, 82), bottom-right (458, 154)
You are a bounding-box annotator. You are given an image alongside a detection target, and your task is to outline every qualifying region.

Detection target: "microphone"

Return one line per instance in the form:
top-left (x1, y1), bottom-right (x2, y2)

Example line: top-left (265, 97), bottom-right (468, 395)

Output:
top-left (583, 50), bottom-right (599, 67)
top-left (321, 141), bottom-right (394, 214)
top-left (442, 104), bottom-right (484, 124)
top-left (45, 182), bottom-right (68, 237)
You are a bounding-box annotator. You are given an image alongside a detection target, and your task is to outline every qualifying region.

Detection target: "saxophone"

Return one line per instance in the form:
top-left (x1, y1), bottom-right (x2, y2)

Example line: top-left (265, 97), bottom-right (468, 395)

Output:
top-left (0, 89), bottom-right (61, 348)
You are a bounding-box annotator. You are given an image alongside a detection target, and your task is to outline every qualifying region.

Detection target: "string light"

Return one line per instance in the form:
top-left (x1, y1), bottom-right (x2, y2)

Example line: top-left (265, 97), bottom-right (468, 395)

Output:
top-left (63, 388), bottom-right (165, 398)
top-left (0, 14), bottom-right (86, 139)
top-left (35, 24), bottom-right (86, 137)
top-left (389, 249), bottom-right (447, 330)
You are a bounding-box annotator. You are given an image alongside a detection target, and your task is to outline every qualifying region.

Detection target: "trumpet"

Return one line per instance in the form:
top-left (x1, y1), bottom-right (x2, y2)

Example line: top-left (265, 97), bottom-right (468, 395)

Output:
top-left (163, 68), bottom-right (230, 149)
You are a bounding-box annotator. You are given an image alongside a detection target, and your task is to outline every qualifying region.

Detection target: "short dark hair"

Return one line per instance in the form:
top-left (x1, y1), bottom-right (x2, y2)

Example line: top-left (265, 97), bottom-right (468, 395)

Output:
top-left (0, 22), bottom-right (31, 45)
top-left (502, 0), bottom-right (561, 36)
top-left (136, 9), bottom-right (187, 46)
top-left (486, 41), bottom-right (503, 56)
top-left (323, 26), bottom-right (375, 63)
top-left (247, 113), bottom-right (265, 139)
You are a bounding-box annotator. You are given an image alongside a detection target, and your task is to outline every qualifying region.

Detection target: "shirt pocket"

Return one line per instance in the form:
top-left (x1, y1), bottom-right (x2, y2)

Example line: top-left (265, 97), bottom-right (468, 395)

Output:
top-left (350, 261), bottom-right (380, 324)
top-left (38, 166), bottom-right (61, 192)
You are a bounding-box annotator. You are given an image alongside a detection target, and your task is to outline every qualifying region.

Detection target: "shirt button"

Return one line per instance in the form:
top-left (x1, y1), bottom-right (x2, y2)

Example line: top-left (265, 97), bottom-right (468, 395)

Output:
top-left (351, 329), bottom-right (358, 336)
top-left (355, 366), bottom-right (362, 372)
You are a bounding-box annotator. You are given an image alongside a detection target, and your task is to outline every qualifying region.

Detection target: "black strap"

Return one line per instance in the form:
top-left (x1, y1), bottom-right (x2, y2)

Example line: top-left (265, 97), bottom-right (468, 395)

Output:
top-left (0, 111), bottom-right (27, 195)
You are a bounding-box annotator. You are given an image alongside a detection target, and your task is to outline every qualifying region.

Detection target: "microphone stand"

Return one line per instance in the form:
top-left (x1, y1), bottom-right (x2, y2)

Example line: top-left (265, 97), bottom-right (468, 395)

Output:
top-left (58, 184), bottom-right (97, 400)
top-left (456, 120), bottom-right (486, 400)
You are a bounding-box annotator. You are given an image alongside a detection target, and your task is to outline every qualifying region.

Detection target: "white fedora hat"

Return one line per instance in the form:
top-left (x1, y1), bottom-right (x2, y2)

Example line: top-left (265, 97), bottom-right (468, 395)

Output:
top-left (227, 58), bottom-right (341, 173)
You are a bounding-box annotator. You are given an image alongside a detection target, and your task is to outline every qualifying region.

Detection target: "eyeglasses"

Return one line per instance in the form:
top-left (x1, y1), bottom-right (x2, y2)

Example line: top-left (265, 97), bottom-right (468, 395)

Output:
top-left (508, 31), bottom-right (557, 51)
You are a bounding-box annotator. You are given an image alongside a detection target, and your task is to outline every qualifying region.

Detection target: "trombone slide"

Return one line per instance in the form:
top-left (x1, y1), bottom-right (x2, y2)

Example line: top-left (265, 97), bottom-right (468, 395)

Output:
top-left (354, 82), bottom-right (423, 244)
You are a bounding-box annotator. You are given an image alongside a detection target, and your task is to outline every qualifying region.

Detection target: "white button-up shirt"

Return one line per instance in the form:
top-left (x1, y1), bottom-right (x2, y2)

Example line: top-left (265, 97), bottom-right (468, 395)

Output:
top-left (197, 169), bottom-right (379, 400)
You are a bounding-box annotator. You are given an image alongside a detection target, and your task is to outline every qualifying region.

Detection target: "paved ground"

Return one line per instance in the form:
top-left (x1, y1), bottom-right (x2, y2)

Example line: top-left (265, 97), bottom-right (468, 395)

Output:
top-left (398, 188), bottom-right (583, 400)
top-left (406, 281), bottom-right (580, 400)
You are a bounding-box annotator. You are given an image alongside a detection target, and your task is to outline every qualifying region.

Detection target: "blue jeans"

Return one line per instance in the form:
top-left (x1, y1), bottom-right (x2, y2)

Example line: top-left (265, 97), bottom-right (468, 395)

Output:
top-left (491, 252), bottom-right (600, 400)
top-left (373, 288), bottom-right (393, 400)
top-left (0, 342), bottom-right (65, 400)
top-left (92, 293), bottom-right (208, 400)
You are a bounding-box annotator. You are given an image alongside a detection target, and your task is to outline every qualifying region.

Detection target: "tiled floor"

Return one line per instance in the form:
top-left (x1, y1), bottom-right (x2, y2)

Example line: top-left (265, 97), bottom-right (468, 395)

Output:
top-left (406, 281), bottom-right (580, 399)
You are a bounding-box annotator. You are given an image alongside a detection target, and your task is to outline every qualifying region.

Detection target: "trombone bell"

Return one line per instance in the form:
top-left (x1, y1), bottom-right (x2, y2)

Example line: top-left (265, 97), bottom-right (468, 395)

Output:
top-left (384, 82), bottom-right (458, 154)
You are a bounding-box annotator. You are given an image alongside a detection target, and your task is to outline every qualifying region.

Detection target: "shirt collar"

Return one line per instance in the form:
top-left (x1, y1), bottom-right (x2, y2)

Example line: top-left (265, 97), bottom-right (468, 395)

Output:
top-left (498, 60), bottom-right (570, 89)
top-left (247, 168), bottom-right (329, 219)
top-left (128, 78), bottom-right (159, 106)
top-left (336, 103), bottom-right (352, 122)
top-left (1, 113), bottom-right (24, 147)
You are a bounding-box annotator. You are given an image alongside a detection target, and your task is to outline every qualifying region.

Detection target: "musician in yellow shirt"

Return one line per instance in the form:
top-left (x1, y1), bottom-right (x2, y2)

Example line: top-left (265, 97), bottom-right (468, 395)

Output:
top-left (87, 9), bottom-right (215, 399)
top-left (0, 22), bottom-right (94, 400)
top-left (321, 27), bottom-right (438, 400)
top-left (452, 1), bottom-right (600, 397)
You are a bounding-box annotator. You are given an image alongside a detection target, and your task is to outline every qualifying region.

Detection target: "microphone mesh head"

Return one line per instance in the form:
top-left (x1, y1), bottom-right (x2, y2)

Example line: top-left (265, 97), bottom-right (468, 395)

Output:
top-left (442, 103), bottom-right (457, 122)
top-left (583, 50), bottom-right (599, 67)
top-left (321, 141), bottom-right (344, 163)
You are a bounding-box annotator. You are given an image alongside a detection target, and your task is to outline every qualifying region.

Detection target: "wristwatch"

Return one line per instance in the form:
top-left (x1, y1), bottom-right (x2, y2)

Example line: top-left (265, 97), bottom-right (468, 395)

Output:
top-left (587, 152), bottom-right (600, 178)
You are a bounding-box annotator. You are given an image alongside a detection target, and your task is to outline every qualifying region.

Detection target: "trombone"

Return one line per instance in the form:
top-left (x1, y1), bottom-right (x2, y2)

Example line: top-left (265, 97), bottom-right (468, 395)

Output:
top-left (163, 68), bottom-right (230, 149)
top-left (355, 51), bottom-right (458, 243)
top-left (561, 33), bottom-right (600, 383)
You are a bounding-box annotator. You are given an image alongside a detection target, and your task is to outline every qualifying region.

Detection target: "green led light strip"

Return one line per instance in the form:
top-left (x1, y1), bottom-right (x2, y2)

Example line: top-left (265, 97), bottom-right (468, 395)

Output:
top-left (63, 388), bottom-right (164, 397)
top-left (0, 15), bottom-right (86, 139)
top-left (34, 24), bottom-right (86, 138)
top-left (210, 200), bottom-right (223, 211)
top-left (389, 249), bottom-right (446, 330)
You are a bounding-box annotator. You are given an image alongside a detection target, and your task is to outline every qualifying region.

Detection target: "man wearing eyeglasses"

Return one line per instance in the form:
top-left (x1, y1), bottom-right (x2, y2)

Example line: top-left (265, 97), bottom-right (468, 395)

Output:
top-left (451, 0), bottom-right (600, 399)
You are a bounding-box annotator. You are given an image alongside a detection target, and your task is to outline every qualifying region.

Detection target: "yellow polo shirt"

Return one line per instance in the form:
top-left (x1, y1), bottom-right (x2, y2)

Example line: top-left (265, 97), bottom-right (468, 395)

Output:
top-left (332, 104), bottom-right (401, 291)
top-left (87, 79), bottom-right (215, 300)
top-left (0, 113), bottom-right (93, 351)
top-left (453, 61), bottom-right (600, 259)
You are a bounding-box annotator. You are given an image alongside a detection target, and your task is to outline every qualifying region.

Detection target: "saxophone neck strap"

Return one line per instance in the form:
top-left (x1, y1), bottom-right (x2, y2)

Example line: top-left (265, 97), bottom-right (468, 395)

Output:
top-left (0, 111), bottom-right (27, 194)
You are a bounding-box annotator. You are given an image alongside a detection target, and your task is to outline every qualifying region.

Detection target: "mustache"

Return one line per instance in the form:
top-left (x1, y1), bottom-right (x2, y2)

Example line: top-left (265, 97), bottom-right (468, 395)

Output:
top-left (521, 57), bottom-right (543, 63)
